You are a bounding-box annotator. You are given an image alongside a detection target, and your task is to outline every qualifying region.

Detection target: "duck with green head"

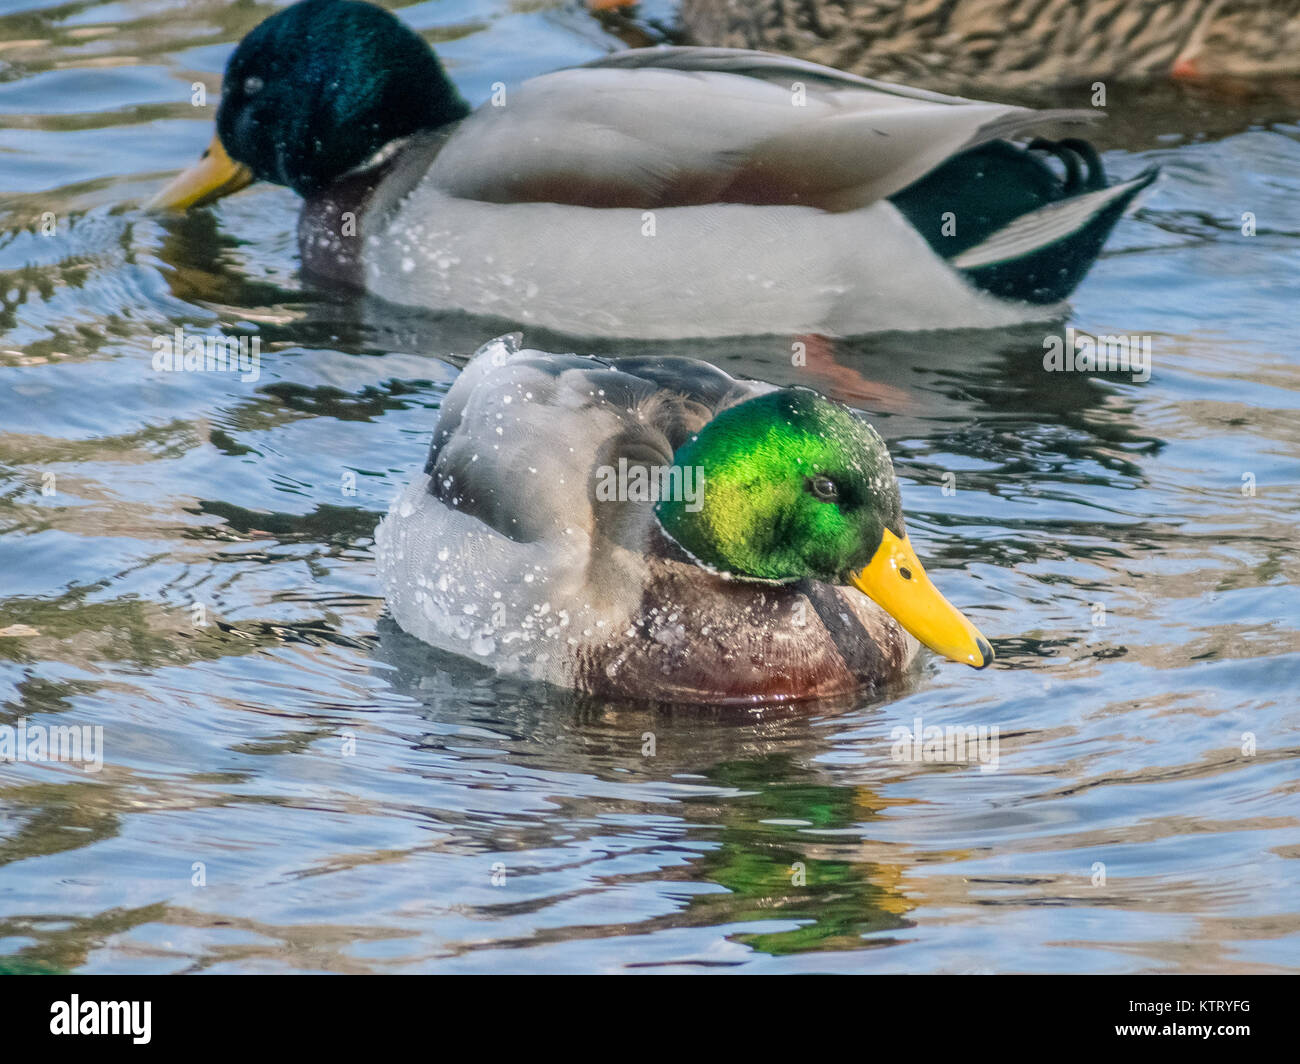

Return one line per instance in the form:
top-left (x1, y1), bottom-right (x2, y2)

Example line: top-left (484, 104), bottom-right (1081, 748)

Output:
top-left (376, 337), bottom-right (992, 703)
top-left (150, 0), bottom-right (1156, 339)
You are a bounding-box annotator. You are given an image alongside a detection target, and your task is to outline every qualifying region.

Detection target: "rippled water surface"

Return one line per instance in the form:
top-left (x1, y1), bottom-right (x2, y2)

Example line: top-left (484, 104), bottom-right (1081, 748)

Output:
top-left (1, 0), bottom-right (1298, 973)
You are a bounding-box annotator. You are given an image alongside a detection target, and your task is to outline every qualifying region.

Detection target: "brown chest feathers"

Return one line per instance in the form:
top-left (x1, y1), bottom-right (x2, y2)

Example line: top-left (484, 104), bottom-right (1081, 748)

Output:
top-left (576, 553), bottom-right (914, 704)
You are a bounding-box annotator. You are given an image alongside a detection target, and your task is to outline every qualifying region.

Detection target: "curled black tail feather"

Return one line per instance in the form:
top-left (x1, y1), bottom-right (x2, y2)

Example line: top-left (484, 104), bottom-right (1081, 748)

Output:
top-left (889, 139), bottom-right (1156, 305)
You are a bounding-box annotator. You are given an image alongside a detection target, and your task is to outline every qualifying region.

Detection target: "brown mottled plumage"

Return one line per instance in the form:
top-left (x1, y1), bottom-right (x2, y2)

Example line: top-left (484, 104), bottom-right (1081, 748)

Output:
top-left (677, 0), bottom-right (1300, 90)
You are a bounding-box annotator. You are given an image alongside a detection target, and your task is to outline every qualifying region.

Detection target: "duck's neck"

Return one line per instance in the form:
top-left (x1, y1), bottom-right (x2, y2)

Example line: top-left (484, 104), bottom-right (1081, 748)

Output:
top-left (298, 129), bottom-right (457, 289)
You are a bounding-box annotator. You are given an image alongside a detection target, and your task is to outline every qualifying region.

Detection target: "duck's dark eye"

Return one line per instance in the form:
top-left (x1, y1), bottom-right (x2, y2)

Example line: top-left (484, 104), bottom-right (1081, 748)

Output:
top-left (808, 475), bottom-right (840, 502)
top-left (243, 76), bottom-right (264, 97)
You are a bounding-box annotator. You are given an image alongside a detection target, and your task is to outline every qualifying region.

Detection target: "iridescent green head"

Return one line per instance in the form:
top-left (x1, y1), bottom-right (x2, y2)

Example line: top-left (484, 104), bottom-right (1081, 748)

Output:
top-left (655, 389), bottom-right (993, 669)
top-left (149, 0), bottom-right (470, 209)
top-left (656, 390), bottom-right (902, 583)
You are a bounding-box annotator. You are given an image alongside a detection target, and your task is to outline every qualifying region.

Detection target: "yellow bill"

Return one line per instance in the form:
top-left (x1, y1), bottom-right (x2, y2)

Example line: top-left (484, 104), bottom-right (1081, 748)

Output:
top-left (147, 135), bottom-right (254, 211)
top-left (850, 529), bottom-right (993, 669)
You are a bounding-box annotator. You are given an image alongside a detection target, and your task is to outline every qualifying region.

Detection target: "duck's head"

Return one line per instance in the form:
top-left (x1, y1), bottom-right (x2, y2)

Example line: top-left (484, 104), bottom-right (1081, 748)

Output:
top-left (150, 0), bottom-right (469, 209)
top-left (655, 390), bottom-right (993, 669)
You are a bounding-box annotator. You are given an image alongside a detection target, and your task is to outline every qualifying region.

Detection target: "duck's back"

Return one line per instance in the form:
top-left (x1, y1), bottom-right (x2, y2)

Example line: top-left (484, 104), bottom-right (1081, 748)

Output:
top-left (422, 335), bottom-right (762, 543)
top-left (345, 47), bottom-right (1147, 338)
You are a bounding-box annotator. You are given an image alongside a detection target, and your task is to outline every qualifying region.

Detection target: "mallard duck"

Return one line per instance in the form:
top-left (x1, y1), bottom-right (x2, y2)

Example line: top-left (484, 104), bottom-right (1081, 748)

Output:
top-left (677, 0), bottom-right (1300, 89)
top-left (149, 0), bottom-right (1156, 339)
top-left (375, 336), bottom-right (993, 703)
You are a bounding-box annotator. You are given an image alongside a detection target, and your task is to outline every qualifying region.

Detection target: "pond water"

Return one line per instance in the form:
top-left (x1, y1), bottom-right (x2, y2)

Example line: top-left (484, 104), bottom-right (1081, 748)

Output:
top-left (0, 0), bottom-right (1297, 973)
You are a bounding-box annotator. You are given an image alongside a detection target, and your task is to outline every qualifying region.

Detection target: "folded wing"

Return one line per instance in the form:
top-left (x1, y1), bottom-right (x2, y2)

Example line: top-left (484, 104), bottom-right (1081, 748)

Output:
top-left (430, 47), bottom-right (1098, 211)
top-left (425, 337), bottom-right (763, 543)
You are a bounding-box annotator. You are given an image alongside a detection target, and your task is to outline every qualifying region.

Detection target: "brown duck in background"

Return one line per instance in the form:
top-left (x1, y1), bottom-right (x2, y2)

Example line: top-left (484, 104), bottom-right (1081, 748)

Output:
top-left (675, 0), bottom-right (1300, 91)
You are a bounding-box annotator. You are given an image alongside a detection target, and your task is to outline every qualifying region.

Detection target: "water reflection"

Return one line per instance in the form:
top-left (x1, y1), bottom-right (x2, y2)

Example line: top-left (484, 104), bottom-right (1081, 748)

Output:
top-left (376, 617), bottom-right (921, 959)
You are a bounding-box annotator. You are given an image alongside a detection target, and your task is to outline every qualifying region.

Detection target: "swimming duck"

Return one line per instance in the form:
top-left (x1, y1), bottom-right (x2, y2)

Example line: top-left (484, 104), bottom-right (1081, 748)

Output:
top-left (375, 336), bottom-right (993, 703)
top-left (149, 0), bottom-right (1156, 339)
